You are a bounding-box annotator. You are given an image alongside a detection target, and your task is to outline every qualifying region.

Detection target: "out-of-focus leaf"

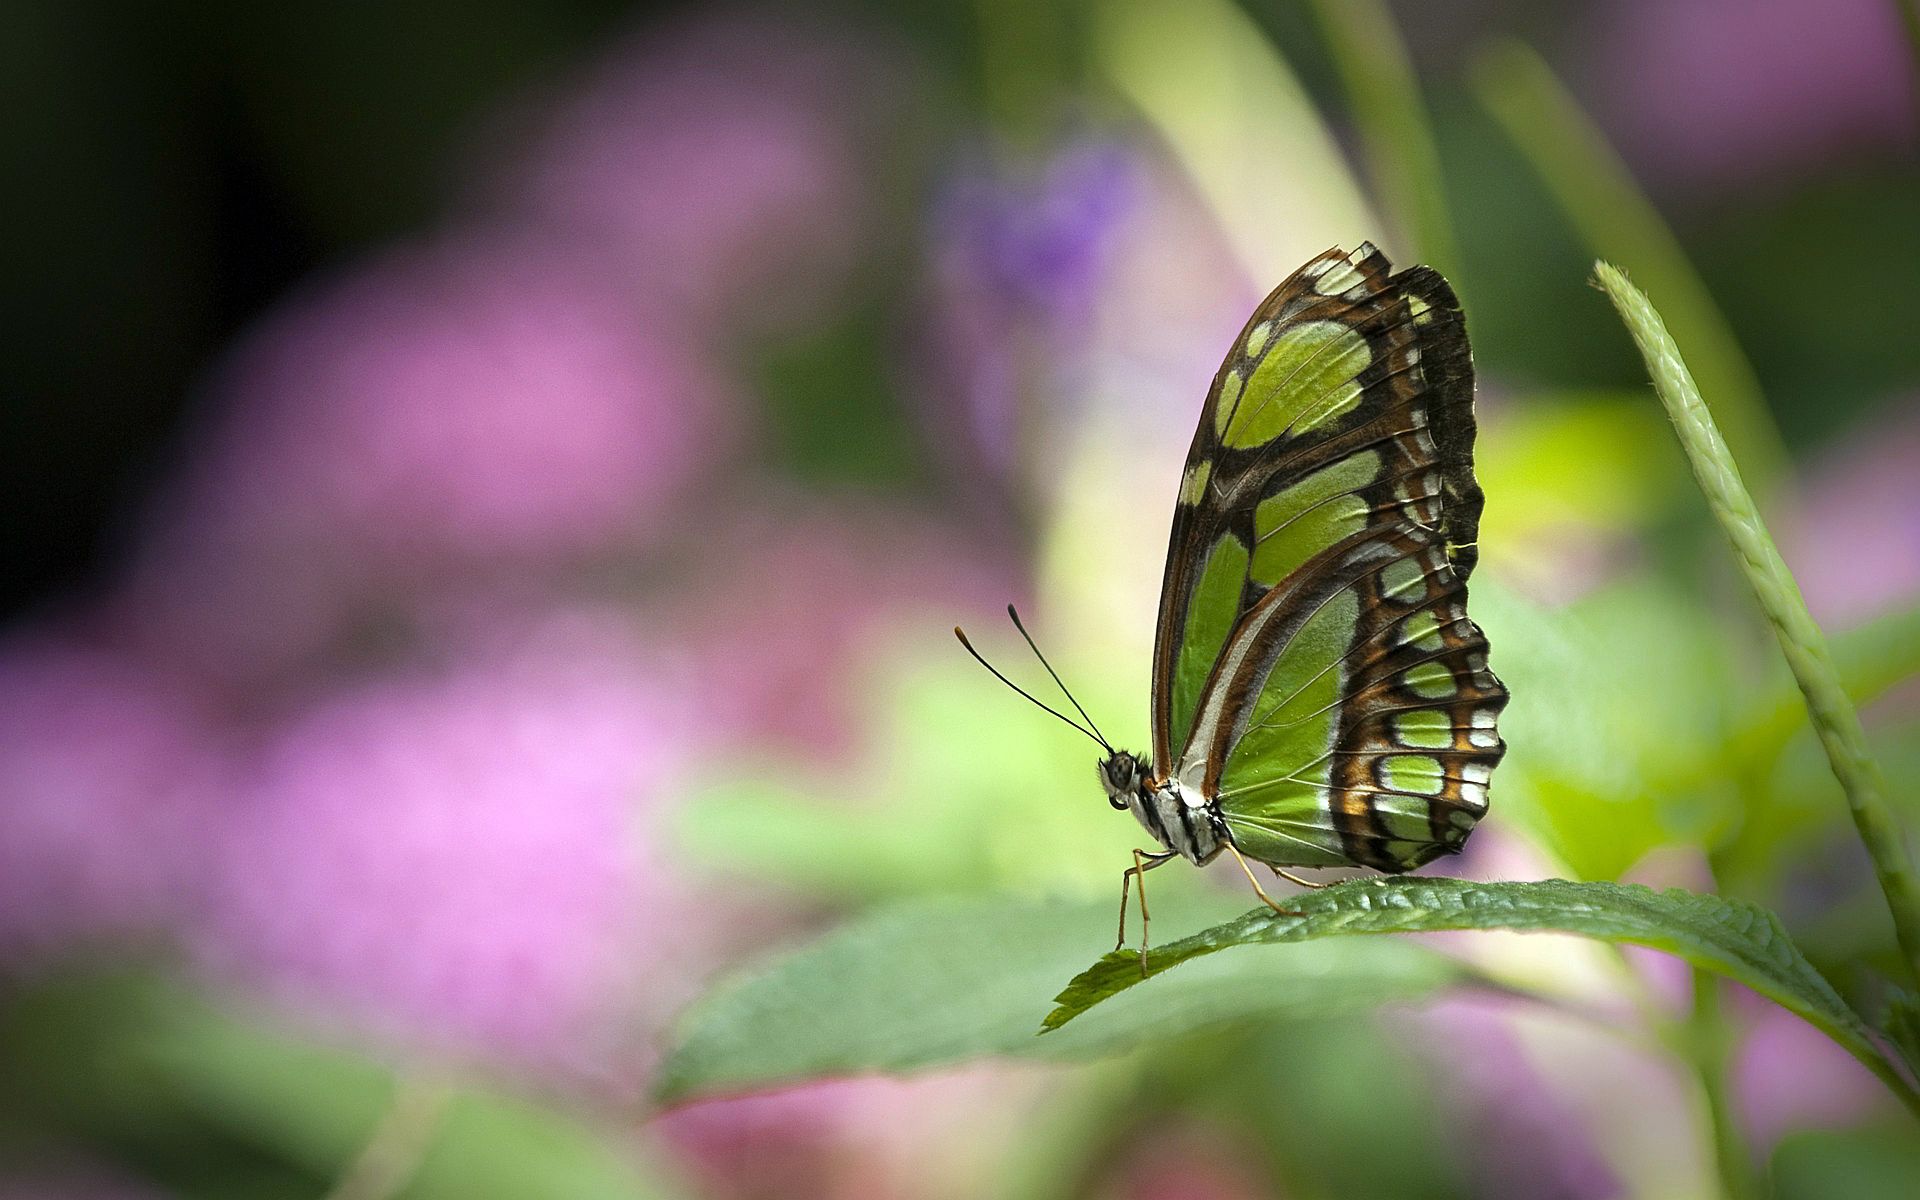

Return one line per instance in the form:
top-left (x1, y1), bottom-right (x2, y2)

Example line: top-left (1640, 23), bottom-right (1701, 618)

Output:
top-left (682, 652), bottom-right (1150, 900)
top-left (0, 970), bottom-right (677, 1200)
top-left (654, 892), bottom-right (1470, 1104)
top-left (1471, 41), bottom-right (1788, 493)
top-left (1041, 877), bottom-right (1918, 1114)
top-left (1473, 578), bottom-right (1739, 879)
top-left (1093, 0), bottom-right (1379, 280)
top-left (1734, 604), bottom-right (1920, 757)
top-left (152, 1019), bottom-right (676, 1200)
top-left (1771, 1125), bottom-right (1920, 1199)
top-left (1696, 174), bottom-right (1920, 445)
top-left (1475, 390), bottom-right (1687, 545)
top-left (1884, 989), bottom-right (1920, 1077)
top-left (1301, 0), bottom-right (1458, 275)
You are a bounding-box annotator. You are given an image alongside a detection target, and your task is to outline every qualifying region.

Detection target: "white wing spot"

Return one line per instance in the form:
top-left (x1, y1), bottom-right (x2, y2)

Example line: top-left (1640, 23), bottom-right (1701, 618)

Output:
top-left (1313, 261), bottom-right (1366, 295)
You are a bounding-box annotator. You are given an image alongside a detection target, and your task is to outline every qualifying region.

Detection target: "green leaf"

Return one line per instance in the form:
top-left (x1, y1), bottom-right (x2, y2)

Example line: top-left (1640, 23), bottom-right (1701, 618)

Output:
top-left (656, 892), bottom-right (1470, 1104)
top-left (0, 969), bottom-right (678, 1200)
top-left (1771, 1125), bottom-right (1920, 1199)
top-left (1886, 989), bottom-right (1920, 1077)
top-left (1041, 877), bottom-right (1919, 1113)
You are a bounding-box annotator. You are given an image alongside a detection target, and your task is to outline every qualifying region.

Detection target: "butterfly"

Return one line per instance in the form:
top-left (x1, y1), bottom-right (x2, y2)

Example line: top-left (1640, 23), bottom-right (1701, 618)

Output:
top-left (959, 243), bottom-right (1507, 963)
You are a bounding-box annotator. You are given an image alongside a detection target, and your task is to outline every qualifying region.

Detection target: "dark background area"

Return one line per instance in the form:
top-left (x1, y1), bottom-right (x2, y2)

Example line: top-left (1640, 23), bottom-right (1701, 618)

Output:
top-left (2, 0), bottom-right (648, 618)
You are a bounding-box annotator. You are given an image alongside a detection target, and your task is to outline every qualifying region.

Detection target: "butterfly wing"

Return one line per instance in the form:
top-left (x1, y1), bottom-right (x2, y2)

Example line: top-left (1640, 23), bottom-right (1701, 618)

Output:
top-left (1147, 243), bottom-right (1505, 871)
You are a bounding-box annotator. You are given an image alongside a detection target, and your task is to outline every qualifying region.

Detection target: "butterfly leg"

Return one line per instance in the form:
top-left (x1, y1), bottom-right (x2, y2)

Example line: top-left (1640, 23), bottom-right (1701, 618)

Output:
top-left (1116, 849), bottom-right (1177, 975)
top-left (1271, 866), bottom-right (1331, 889)
top-left (1227, 843), bottom-right (1304, 917)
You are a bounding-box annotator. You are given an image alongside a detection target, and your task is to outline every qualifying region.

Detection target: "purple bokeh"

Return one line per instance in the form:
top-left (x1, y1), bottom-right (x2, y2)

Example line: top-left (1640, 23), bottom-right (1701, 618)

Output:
top-left (664, 499), bottom-right (1015, 762)
top-left (1592, 0), bottom-right (1917, 193)
top-left (1781, 404), bottom-right (1920, 626)
top-left (1415, 997), bottom-right (1622, 1199)
top-left (1732, 987), bottom-right (1889, 1153)
top-left (0, 630), bottom-right (223, 962)
top-left (482, 11), bottom-right (893, 331)
top-left (110, 231), bottom-right (733, 692)
top-left (191, 609), bottom-right (696, 1075)
top-left (656, 1067), bottom-right (1043, 1199)
top-left (923, 139), bottom-right (1143, 479)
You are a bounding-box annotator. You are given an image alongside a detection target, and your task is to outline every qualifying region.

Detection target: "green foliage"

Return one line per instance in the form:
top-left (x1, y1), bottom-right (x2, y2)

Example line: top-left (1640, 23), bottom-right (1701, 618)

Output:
top-left (0, 971), bottom-right (677, 1200)
top-left (1040, 878), bottom-right (1916, 1109)
top-left (656, 891), bottom-right (1470, 1104)
top-left (1771, 1126), bottom-right (1920, 1200)
top-left (1472, 41), bottom-right (1788, 490)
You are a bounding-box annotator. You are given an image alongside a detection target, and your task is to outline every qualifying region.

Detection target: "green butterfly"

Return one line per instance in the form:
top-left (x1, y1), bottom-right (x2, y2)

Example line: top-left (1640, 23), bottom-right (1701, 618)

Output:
top-left (960, 243), bottom-right (1507, 957)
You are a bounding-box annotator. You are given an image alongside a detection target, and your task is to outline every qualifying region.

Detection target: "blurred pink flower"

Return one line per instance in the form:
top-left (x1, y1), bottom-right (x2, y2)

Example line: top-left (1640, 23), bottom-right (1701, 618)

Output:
top-left (655, 1067), bottom-right (1046, 1200)
top-left (1732, 988), bottom-right (1889, 1152)
top-left (1104, 1123), bottom-right (1269, 1200)
top-left (1592, 0), bottom-right (1916, 193)
top-left (1413, 997), bottom-right (1620, 1199)
top-left (1780, 404), bottom-right (1920, 626)
top-left (0, 629), bottom-right (222, 961)
top-left (192, 608), bottom-right (701, 1077)
top-left (483, 10), bottom-right (896, 330)
top-left (111, 231), bottom-right (733, 690)
top-left (662, 499), bottom-right (1016, 761)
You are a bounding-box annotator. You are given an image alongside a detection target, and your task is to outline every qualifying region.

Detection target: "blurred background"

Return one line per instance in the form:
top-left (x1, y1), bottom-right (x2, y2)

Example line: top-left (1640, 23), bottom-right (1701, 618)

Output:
top-left (3, 0), bottom-right (1917, 1196)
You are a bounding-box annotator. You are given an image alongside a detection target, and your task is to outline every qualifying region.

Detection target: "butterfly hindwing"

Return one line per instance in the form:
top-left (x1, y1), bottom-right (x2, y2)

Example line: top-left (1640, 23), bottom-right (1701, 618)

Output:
top-left (1148, 243), bottom-right (1505, 872)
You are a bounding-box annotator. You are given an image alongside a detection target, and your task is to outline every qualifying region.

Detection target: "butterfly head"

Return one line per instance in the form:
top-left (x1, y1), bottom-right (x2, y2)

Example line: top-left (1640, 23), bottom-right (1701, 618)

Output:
top-left (1097, 751), bottom-right (1150, 811)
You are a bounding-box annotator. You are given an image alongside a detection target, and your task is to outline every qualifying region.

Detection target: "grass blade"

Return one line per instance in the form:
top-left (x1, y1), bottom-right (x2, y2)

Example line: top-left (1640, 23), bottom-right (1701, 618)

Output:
top-left (1471, 40), bottom-right (1789, 492)
top-left (1595, 260), bottom-right (1920, 993)
top-left (1303, 0), bottom-right (1459, 276)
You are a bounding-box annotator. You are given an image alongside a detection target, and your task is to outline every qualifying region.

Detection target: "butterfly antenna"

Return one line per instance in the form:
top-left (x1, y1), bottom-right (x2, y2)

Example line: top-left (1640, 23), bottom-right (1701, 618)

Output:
top-left (954, 626), bottom-right (1109, 751)
top-left (1005, 604), bottom-right (1113, 751)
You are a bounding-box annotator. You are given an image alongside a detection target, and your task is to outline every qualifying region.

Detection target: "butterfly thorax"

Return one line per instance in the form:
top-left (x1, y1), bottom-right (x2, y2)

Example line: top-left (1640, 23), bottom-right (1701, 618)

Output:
top-left (1097, 750), bottom-right (1226, 865)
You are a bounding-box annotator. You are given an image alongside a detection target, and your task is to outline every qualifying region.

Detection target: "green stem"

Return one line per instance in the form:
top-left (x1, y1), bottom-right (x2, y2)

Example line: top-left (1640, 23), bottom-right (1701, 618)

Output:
top-left (1596, 261), bottom-right (1920, 993)
top-left (1302, 0), bottom-right (1459, 277)
top-left (1685, 970), bottom-right (1763, 1200)
top-left (1473, 41), bottom-right (1790, 494)
top-left (1896, 0), bottom-right (1920, 115)
top-left (324, 1076), bottom-right (449, 1200)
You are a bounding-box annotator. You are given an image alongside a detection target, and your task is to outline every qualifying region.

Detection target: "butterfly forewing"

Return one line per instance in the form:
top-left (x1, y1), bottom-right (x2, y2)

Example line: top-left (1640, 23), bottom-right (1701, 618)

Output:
top-left (1148, 243), bottom-right (1505, 872)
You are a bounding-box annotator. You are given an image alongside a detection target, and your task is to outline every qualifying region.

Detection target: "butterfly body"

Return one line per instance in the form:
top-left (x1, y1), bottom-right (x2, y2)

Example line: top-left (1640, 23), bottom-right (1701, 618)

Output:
top-left (1098, 751), bottom-right (1225, 864)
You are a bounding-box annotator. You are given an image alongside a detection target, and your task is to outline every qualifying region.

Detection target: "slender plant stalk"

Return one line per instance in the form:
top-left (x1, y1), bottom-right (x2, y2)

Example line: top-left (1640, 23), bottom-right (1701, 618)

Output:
top-left (1596, 261), bottom-right (1920, 992)
top-left (324, 1076), bottom-right (450, 1200)
top-left (1897, 0), bottom-right (1920, 114)
top-left (1473, 41), bottom-right (1789, 494)
top-left (1686, 971), bottom-right (1763, 1199)
top-left (1302, 0), bottom-right (1459, 277)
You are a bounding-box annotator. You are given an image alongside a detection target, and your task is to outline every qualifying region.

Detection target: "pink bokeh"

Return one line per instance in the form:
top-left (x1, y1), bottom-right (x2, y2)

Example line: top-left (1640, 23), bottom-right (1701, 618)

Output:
top-left (0, 630), bottom-right (223, 961)
top-left (1592, 0), bottom-right (1917, 193)
top-left (1781, 404), bottom-right (1920, 626)
top-left (662, 499), bottom-right (1016, 762)
top-left (191, 610), bottom-right (697, 1076)
top-left (111, 231), bottom-right (733, 691)
top-left (1732, 988), bottom-right (1890, 1153)
top-left (484, 11), bottom-right (893, 331)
